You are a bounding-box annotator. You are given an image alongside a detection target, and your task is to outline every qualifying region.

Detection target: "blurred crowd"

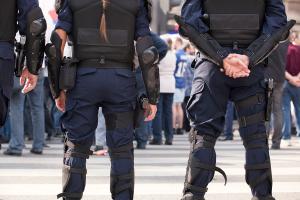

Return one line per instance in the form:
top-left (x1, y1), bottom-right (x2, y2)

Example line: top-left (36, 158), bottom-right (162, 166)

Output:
top-left (1, 31), bottom-right (300, 155)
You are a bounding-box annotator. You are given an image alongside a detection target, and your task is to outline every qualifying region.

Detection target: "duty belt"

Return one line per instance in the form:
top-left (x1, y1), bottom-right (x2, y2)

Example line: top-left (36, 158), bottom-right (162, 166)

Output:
top-left (78, 59), bottom-right (132, 69)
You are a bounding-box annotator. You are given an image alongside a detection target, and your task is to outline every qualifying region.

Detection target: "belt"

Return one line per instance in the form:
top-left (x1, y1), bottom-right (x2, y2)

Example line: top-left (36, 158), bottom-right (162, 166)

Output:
top-left (78, 59), bottom-right (132, 69)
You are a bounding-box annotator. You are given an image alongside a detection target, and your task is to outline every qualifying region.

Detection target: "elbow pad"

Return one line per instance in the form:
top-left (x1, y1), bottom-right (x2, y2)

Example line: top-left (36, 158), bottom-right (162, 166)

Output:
top-left (244, 20), bottom-right (296, 68)
top-left (25, 7), bottom-right (47, 75)
top-left (45, 31), bottom-right (62, 99)
top-left (136, 36), bottom-right (160, 105)
top-left (174, 15), bottom-right (229, 67)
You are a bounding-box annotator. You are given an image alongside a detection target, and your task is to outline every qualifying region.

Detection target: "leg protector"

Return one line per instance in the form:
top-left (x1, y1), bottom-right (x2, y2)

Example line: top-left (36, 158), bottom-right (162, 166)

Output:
top-left (235, 94), bottom-right (274, 199)
top-left (182, 129), bottom-right (227, 200)
top-left (0, 91), bottom-right (9, 127)
top-left (57, 139), bottom-right (93, 200)
top-left (105, 111), bottom-right (135, 200)
top-left (109, 143), bottom-right (134, 200)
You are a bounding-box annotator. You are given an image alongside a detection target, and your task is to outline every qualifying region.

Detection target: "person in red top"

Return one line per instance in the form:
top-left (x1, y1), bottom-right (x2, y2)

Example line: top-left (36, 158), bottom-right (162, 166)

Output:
top-left (282, 32), bottom-right (300, 146)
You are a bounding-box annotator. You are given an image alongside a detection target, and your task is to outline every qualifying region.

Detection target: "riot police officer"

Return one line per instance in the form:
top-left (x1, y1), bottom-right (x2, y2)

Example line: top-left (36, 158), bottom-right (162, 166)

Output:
top-left (46, 0), bottom-right (159, 199)
top-left (0, 0), bottom-right (46, 128)
top-left (175, 0), bottom-right (295, 199)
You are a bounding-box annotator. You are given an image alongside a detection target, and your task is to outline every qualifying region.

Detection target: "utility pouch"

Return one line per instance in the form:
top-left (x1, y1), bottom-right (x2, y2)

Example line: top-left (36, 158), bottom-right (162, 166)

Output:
top-left (59, 57), bottom-right (78, 90)
top-left (265, 78), bottom-right (274, 121)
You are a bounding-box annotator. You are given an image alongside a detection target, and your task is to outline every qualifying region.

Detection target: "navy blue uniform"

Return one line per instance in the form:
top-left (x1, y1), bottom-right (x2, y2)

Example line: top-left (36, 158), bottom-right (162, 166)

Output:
top-left (0, 0), bottom-right (39, 126)
top-left (56, 1), bottom-right (150, 199)
top-left (181, 0), bottom-right (287, 199)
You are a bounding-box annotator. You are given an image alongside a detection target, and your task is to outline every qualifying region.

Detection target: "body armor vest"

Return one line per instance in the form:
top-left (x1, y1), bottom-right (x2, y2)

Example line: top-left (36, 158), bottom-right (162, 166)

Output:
top-left (0, 0), bottom-right (17, 43)
top-left (69, 0), bottom-right (139, 66)
top-left (203, 0), bottom-right (266, 48)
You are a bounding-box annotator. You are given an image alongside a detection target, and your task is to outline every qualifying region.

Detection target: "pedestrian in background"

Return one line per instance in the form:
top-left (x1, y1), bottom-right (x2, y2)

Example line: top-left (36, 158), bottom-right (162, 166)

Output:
top-left (4, 72), bottom-right (45, 156)
top-left (151, 38), bottom-right (176, 145)
top-left (182, 44), bottom-right (195, 133)
top-left (173, 37), bottom-right (187, 135)
top-left (282, 32), bottom-right (300, 146)
top-left (265, 40), bottom-right (289, 149)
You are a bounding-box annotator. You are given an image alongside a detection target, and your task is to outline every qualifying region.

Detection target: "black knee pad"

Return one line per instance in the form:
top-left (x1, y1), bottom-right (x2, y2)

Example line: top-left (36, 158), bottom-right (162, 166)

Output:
top-left (57, 140), bottom-right (93, 200)
top-left (183, 129), bottom-right (226, 197)
top-left (104, 112), bottom-right (134, 131)
top-left (109, 143), bottom-right (134, 199)
top-left (0, 93), bottom-right (9, 126)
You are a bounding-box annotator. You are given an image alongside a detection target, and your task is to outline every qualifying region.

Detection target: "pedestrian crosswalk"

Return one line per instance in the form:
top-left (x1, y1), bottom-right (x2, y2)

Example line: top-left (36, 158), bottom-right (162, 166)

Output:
top-left (0, 135), bottom-right (300, 200)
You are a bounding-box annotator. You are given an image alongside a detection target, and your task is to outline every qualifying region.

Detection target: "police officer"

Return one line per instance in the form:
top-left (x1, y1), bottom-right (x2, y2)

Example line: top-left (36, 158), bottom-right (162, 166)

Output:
top-left (175, 0), bottom-right (295, 199)
top-left (46, 0), bottom-right (159, 199)
top-left (0, 0), bottom-right (46, 128)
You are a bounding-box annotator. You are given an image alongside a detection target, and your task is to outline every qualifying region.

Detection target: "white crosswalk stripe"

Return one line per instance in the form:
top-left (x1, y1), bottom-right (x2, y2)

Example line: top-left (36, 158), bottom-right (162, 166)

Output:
top-left (0, 135), bottom-right (300, 200)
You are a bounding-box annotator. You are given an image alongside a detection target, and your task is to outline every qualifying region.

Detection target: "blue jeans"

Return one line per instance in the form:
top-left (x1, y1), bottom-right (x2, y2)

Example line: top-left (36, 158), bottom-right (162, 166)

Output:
top-left (8, 74), bottom-right (45, 153)
top-left (152, 93), bottom-right (174, 142)
top-left (223, 101), bottom-right (234, 138)
top-left (0, 115), bottom-right (11, 140)
top-left (135, 121), bottom-right (152, 146)
top-left (282, 81), bottom-right (300, 139)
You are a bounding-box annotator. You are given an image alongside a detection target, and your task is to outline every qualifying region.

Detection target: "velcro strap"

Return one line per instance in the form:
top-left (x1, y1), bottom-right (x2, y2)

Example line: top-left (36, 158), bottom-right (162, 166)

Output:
top-left (244, 143), bottom-right (268, 150)
top-left (249, 170), bottom-right (272, 189)
top-left (105, 112), bottom-right (134, 131)
top-left (238, 112), bottom-right (265, 128)
top-left (115, 182), bottom-right (133, 194)
top-left (69, 167), bottom-right (87, 174)
top-left (66, 141), bottom-right (93, 156)
top-left (112, 172), bottom-right (134, 194)
top-left (113, 172), bottom-right (134, 181)
top-left (243, 133), bottom-right (267, 143)
top-left (191, 157), bottom-right (227, 185)
top-left (235, 94), bottom-right (265, 111)
top-left (65, 151), bottom-right (90, 159)
top-left (190, 131), bottom-right (216, 150)
top-left (184, 183), bottom-right (208, 193)
top-left (245, 162), bottom-right (271, 170)
top-left (109, 143), bottom-right (133, 160)
top-left (57, 192), bottom-right (83, 199)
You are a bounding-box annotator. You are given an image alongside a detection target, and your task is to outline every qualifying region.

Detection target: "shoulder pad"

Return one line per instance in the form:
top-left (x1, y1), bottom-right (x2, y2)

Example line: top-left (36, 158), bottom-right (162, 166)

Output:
top-left (144, 0), bottom-right (152, 23)
top-left (55, 0), bottom-right (65, 14)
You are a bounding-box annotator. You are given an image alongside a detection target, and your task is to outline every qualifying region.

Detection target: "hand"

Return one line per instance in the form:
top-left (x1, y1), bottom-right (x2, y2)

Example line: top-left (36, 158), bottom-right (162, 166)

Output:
top-left (223, 54), bottom-right (250, 79)
top-left (289, 76), bottom-right (300, 87)
top-left (20, 68), bottom-right (38, 94)
top-left (144, 104), bottom-right (157, 121)
top-left (55, 91), bottom-right (66, 112)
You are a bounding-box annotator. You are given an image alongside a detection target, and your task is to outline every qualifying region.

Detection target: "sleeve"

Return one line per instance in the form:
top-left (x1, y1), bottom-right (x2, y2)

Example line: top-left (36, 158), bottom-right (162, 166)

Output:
top-left (134, 0), bottom-right (151, 40)
top-left (262, 0), bottom-right (287, 34)
top-left (243, 0), bottom-right (292, 68)
top-left (55, 0), bottom-right (73, 33)
top-left (150, 32), bottom-right (168, 61)
top-left (17, 0), bottom-right (39, 35)
top-left (181, 0), bottom-right (209, 33)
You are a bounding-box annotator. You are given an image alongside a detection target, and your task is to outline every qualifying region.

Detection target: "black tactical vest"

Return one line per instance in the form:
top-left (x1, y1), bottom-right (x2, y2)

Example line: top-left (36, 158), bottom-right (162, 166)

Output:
top-left (203, 0), bottom-right (266, 48)
top-left (0, 0), bottom-right (17, 43)
top-left (69, 0), bottom-right (139, 66)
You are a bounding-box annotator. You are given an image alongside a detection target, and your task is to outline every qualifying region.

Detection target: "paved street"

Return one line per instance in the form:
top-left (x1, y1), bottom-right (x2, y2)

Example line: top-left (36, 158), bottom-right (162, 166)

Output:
top-left (0, 134), bottom-right (300, 200)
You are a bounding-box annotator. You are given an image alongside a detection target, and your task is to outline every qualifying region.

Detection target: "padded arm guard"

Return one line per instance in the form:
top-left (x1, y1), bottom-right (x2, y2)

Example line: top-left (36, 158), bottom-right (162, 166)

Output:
top-left (25, 7), bottom-right (47, 75)
top-left (174, 15), bottom-right (229, 67)
top-left (244, 20), bottom-right (296, 68)
top-left (136, 36), bottom-right (160, 105)
top-left (45, 31), bottom-right (62, 99)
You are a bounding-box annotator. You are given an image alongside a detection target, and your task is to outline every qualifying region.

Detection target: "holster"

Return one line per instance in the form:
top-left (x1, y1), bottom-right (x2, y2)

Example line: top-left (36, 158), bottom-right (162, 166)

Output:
top-left (265, 78), bottom-right (274, 122)
top-left (59, 57), bottom-right (78, 91)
